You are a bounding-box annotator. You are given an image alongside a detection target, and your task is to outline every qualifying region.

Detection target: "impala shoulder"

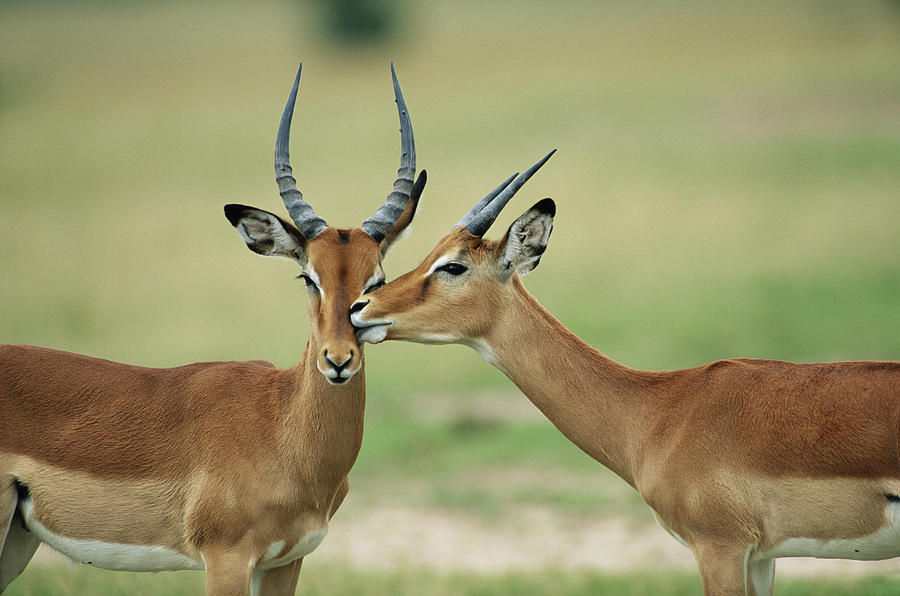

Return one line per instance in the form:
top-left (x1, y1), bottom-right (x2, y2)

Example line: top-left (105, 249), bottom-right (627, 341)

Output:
top-left (246, 359), bottom-right (278, 369)
top-left (178, 360), bottom-right (284, 395)
top-left (689, 358), bottom-right (787, 381)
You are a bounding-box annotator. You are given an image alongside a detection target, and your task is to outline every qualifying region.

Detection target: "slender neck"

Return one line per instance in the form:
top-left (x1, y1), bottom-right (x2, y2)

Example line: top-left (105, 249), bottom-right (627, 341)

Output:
top-left (480, 278), bottom-right (652, 487)
top-left (280, 335), bottom-right (366, 489)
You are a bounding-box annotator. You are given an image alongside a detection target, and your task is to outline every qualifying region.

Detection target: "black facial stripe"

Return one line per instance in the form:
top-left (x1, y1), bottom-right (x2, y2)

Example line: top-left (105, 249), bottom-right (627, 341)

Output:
top-left (419, 276), bottom-right (431, 300)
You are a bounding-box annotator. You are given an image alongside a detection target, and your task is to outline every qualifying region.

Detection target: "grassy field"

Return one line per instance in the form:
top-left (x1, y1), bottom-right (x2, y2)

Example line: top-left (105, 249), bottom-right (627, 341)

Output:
top-left (2, 0), bottom-right (899, 593)
top-left (8, 562), bottom-right (900, 596)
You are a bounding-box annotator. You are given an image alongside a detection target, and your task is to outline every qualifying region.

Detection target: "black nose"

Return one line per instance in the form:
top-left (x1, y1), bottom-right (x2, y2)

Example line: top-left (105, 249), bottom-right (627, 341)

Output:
top-left (349, 299), bottom-right (369, 315)
top-left (324, 349), bottom-right (354, 371)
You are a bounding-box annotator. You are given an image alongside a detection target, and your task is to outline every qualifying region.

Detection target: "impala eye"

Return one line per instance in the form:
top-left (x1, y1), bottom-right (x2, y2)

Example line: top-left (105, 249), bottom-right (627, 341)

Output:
top-left (364, 279), bottom-right (386, 294)
top-left (297, 273), bottom-right (319, 291)
top-left (437, 263), bottom-right (468, 276)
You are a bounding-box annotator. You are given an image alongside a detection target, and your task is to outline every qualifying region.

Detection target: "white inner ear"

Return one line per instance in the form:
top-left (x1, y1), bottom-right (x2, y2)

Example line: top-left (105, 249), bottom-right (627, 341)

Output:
top-left (236, 211), bottom-right (305, 263)
top-left (269, 224), bottom-right (305, 258)
top-left (502, 212), bottom-right (553, 274)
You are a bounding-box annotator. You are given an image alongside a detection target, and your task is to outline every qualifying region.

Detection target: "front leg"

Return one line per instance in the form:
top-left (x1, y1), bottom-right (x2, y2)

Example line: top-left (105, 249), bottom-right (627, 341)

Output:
top-left (1, 480), bottom-right (41, 591)
top-left (203, 548), bottom-right (254, 596)
top-left (748, 557), bottom-right (774, 596)
top-left (251, 558), bottom-right (303, 596)
top-left (693, 540), bottom-right (761, 596)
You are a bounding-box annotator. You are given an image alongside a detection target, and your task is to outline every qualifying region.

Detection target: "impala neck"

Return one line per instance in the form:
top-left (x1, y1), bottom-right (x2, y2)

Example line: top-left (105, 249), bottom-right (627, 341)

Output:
top-left (480, 278), bottom-right (651, 488)
top-left (281, 337), bottom-right (366, 488)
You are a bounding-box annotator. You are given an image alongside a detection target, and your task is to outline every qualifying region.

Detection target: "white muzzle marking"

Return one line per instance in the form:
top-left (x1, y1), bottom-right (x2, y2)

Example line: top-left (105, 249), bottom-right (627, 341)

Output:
top-left (354, 323), bottom-right (389, 344)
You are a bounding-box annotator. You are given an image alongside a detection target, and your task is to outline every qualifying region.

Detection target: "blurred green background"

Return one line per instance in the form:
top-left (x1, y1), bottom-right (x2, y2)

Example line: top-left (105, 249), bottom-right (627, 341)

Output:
top-left (2, 0), bottom-right (899, 593)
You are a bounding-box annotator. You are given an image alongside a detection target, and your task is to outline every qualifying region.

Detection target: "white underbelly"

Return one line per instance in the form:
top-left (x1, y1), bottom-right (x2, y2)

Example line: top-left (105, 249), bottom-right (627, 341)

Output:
top-left (762, 502), bottom-right (900, 561)
top-left (20, 496), bottom-right (203, 572)
top-left (256, 529), bottom-right (328, 570)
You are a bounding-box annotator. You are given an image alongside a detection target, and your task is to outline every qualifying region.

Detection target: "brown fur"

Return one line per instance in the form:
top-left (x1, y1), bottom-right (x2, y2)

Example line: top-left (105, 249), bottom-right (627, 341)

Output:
top-left (356, 225), bottom-right (900, 596)
top-left (0, 204), bottom-right (417, 595)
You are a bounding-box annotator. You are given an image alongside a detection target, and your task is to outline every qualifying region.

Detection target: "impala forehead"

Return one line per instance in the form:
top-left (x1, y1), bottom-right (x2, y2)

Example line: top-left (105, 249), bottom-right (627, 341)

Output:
top-left (303, 229), bottom-right (383, 295)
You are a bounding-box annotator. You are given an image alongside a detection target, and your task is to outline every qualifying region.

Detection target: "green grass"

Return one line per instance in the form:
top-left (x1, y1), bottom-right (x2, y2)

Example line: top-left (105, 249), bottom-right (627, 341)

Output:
top-left (2, 0), bottom-right (900, 592)
top-left (353, 412), bottom-right (650, 517)
top-left (9, 562), bottom-right (900, 595)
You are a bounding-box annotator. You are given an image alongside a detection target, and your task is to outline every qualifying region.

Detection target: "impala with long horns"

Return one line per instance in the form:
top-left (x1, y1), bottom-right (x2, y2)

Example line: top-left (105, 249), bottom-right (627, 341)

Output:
top-left (351, 157), bottom-right (900, 596)
top-left (0, 63), bottom-right (426, 595)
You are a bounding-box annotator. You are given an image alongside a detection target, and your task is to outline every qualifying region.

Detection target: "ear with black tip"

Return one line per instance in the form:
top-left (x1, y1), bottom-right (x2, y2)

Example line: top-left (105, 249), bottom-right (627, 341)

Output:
top-left (496, 198), bottom-right (555, 277)
top-left (224, 204), bottom-right (307, 265)
top-left (380, 169), bottom-right (427, 254)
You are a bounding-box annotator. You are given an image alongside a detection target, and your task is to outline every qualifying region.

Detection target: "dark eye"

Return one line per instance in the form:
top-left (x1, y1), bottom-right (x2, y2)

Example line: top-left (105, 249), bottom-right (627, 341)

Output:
top-left (364, 280), bottom-right (385, 294)
top-left (437, 263), bottom-right (468, 276)
top-left (297, 273), bottom-right (319, 291)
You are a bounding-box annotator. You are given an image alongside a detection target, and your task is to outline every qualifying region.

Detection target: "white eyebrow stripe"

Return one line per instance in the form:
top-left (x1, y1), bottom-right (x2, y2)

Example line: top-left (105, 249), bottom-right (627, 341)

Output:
top-left (364, 270), bottom-right (385, 291)
top-left (305, 266), bottom-right (325, 302)
top-left (425, 255), bottom-right (453, 277)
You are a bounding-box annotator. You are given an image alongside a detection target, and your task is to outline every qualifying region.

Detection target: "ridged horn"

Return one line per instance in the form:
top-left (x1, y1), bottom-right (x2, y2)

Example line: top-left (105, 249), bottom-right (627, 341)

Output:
top-left (463, 149), bottom-right (556, 237)
top-left (454, 172), bottom-right (518, 229)
top-left (275, 63), bottom-right (327, 239)
top-left (361, 62), bottom-right (416, 243)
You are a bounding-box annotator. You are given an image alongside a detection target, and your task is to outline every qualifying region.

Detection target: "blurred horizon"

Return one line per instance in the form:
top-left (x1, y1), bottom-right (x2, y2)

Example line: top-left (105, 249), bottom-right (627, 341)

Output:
top-left (3, 0), bottom-right (898, 375)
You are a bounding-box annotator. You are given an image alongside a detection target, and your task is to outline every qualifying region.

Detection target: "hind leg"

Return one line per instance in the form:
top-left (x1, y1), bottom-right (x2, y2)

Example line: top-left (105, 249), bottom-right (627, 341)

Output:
top-left (1, 480), bottom-right (41, 592)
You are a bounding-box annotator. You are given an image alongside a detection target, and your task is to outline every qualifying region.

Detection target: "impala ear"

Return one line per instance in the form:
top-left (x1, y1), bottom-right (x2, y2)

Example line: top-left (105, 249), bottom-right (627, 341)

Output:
top-left (497, 198), bottom-right (555, 277)
top-left (224, 204), bottom-right (307, 265)
top-left (380, 170), bottom-right (427, 255)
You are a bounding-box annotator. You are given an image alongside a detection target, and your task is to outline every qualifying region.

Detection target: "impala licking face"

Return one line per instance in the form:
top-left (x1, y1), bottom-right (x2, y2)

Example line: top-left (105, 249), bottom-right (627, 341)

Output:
top-left (351, 150), bottom-right (555, 350)
top-left (352, 153), bottom-right (900, 596)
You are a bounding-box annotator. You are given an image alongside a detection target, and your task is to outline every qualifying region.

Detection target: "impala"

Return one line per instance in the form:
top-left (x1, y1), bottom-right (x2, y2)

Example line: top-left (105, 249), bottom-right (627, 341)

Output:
top-left (350, 156), bottom-right (900, 595)
top-left (0, 63), bottom-right (426, 595)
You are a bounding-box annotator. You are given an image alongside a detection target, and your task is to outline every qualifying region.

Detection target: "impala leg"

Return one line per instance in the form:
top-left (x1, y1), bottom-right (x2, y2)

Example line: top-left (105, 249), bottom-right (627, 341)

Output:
top-left (1, 480), bottom-right (40, 592)
top-left (203, 549), bottom-right (253, 596)
top-left (251, 558), bottom-right (303, 596)
top-left (747, 557), bottom-right (775, 596)
top-left (693, 541), bottom-right (755, 596)
top-left (0, 479), bottom-right (15, 558)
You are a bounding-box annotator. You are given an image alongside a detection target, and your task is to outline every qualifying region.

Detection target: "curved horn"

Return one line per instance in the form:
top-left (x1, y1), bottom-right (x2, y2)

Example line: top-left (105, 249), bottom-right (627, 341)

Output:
top-left (361, 62), bottom-right (416, 242)
top-left (275, 63), bottom-right (327, 239)
top-left (455, 172), bottom-right (518, 229)
top-left (464, 149), bottom-right (556, 237)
